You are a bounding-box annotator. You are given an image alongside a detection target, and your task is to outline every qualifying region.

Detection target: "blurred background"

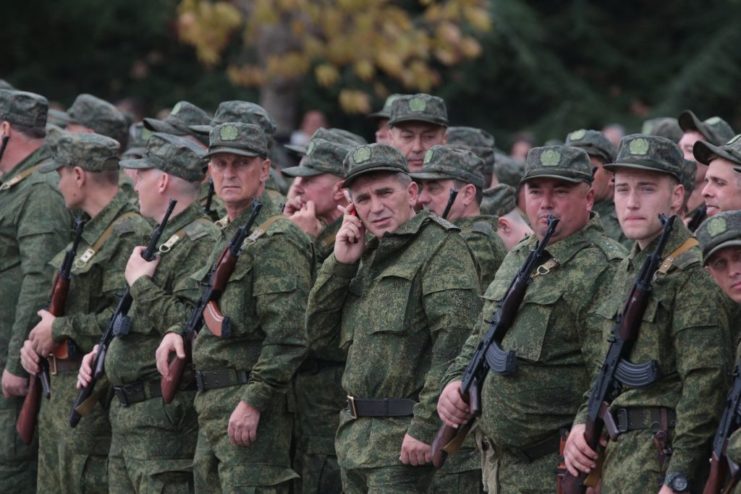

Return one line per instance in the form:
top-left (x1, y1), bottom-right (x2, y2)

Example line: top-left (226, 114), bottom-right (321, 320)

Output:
top-left (2, 0), bottom-right (741, 151)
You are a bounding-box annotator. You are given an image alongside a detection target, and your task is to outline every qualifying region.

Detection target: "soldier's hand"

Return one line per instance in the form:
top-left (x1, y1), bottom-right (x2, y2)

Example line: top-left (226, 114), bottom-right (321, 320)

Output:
top-left (228, 400), bottom-right (261, 447)
top-left (562, 423), bottom-right (598, 476)
top-left (288, 200), bottom-right (323, 238)
top-left (76, 345), bottom-right (98, 389)
top-left (399, 433), bottom-right (432, 466)
top-left (125, 246), bottom-right (160, 286)
top-left (2, 369), bottom-right (28, 398)
top-left (20, 340), bottom-right (41, 375)
top-left (155, 333), bottom-right (185, 377)
top-left (29, 309), bottom-right (56, 356)
top-left (282, 193), bottom-right (304, 216)
top-left (334, 204), bottom-right (365, 264)
top-left (437, 380), bottom-right (472, 427)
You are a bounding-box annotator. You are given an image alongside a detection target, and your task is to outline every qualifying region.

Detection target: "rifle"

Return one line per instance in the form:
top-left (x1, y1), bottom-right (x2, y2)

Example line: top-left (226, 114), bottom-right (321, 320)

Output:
top-left (16, 216), bottom-right (85, 444)
top-left (441, 188), bottom-right (459, 220)
top-left (203, 178), bottom-right (217, 220)
top-left (69, 199), bottom-right (177, 427)
top-left (431, 215), bottom-right (560, 468)
top-left (557, 214), bottom-right (674, 493)
top-left (160, 200), bottom-right (262, 403)
top-left (703, 362), bottom-right (741, 494)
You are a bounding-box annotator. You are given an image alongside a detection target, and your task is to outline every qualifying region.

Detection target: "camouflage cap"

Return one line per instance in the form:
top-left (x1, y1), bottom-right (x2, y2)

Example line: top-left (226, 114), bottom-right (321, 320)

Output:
top-left (642, 117), bottom-right (682, 143)
top-left (40, 130), bottom-right (120, 173)
top-left (696, 210), bottom-right (741, 265)
top-left (47, 109), bottom-right (71, 129)
top-left (522, 145), bottom-right (593, 184)
top-left (343, 143), bottom-right (408, 186)
top-left (388, 93), bottom-right (448, 127)
top-left (0, 80), bottom-right (13, 90)
top-left (122, 122), bottom-right (151, 160)
top-left (493, 151), bottom-right (524, 187)
top-left (565, 129), bottom-right (616, 162)
top-left (409, 145), bottom-right (486, 189)
top-left (191, 101), bottom-right (276, 137)
top-left (205, 122), bottom-right (269, 159)
top-left (678, 110), bottom-right (734, 146)
top-left (120, 132), bottom-right (206, 182)
top-left (368, 93), bottom-right (403, 120)
top-left (0, 89), bottom-right (48, 132)
top-left (605, 134), bottom-right (683, 181)
top-left (447, 126), bottom-right (496, 173)
top-left (481, 183), bottom-right (517, 217)
top-left (693, 134), bottom-right (741, 168)
top-left (282, 138), bottom-right (355, 178)
top-left (67, 94), bottom-right (128, 146)
top-left (285, 127), bottom-right (366, 156)
top-left (680, 159), bottom-right (697, 197)
top-left (143, 101), bottom-right (211, 138)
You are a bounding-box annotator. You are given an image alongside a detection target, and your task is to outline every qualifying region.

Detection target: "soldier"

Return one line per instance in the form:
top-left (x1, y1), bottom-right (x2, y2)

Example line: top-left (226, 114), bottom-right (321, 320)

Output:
top-left (0, 89), bottom-right (71, 494)
top-left (368, 94), bottom-right (402, 145)
top-left (306, 143), bottom-right (482, 492)
top-left (677, 110), bottom-right (735, 230)
top-left (74, 132), bottom-right (220, 493)
top-left (155, 122), bottom-right (313, 493)
top-left (143, 100), bottom-right (211, 147)
top-left (412, 144), bottom-right (506, 289)
top-left (563, 134), bottom-right (732, 492)
top-left (438, 145), bottom-right (624, 493)
top-left (480, 183), bottom-right (533, 251)
top-left (694, 134), bottom-right (741, 216)
top-left (387, 94), bottom-right (448, 172)
top-left (20, 130), bottom-right (150, 493)
top-left (447, 126), bottom-right (497, 189)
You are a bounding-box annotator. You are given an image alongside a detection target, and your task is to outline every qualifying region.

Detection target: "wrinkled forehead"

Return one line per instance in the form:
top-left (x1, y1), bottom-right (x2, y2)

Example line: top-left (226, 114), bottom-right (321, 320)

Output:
top-left (392, 121), bottom-right (446, 135)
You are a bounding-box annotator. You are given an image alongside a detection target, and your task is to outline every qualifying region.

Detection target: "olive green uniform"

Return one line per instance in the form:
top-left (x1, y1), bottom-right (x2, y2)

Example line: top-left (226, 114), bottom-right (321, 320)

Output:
top-left (593, 199), bottom-right (630, 249)
top-left (455, 214), bottom-right (506, 290)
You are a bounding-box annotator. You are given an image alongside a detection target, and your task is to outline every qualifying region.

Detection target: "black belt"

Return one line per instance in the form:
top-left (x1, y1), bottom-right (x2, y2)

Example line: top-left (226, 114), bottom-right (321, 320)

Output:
top-left (113, 379), bottom-right (163, 407)
top-left (606, 407), bottom-right (676, 438)
top-left (508, 431), bottom-right (561, 463)
top-left (195, 368), bottom-right (250, 392)
top-left (347, 396), bottom-right (416, 419)
top-left (297, 358), bottom-right (344, 374)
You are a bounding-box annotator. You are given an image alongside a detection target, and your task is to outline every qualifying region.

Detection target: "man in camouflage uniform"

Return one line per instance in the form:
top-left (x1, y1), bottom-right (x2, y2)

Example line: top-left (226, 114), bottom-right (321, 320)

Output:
top-left (677, 110), bottom-right (735, 231)
top-left (368, 94), bottom-right (402, 145)
top-left (0, 89), bottom-right (71, 494)
top-left (74, 132), bottom-right (220, 493)
top-left (20, 130), bottom-right (150, 493)
top-left (480, 183), bottom-right (533, 251)
top-left (143, 100), bottom-right (211, 147)
top-left (564, 134), bottom-right (732, 493)
top-left (387, 94), bottom-right (448, 172)
top-left (438, 145), bottom-right (624, 493)
top-left (412, 144), bottom-right (506, 289)
top-left (155, 122), bottom-right (313, 493)
top-left (565, 128), bottom-right (628, 248)
top-left (694, 134), bottom-right (741, 216)
top-left (447, 126), bottom-right (497, 188)
top-left (306, 143), bottom-right (482, 492)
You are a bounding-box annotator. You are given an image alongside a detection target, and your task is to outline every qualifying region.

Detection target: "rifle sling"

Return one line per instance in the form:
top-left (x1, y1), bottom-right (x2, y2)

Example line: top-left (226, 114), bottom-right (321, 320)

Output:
top-left (75, 212), bottom-right (140, 268)
top-left (158, 218), bottom-right (213, 254)
top-left (655, 238), bottom-right (698, 276)
top-left (0, 163), bottom-right (42, 191)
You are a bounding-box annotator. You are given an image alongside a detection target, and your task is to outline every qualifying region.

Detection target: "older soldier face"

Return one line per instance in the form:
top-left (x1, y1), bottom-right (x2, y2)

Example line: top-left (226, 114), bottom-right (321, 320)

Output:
top-left (702, 158), bottom-right (741, 217)
top-left (524, 177), bottom-right (593, 243)
top-left (133, 167), bottom-right (164, 220)
top-left (349, 172), bottom-right (418, 237)
top-left (417, 178), bottom-right (462, 220)
top-left (290, 172), bottom-right (343, 218)
top-left (389, 123), bottom-right (446, 172)
top-left (209, 153), bottom-right (269, 211)
top-left (614, 169), bottom-right (683, 248)
top-left (679, 130), bottom-right (706, 184)
top-left (706, 246), bottom-right (741, 303)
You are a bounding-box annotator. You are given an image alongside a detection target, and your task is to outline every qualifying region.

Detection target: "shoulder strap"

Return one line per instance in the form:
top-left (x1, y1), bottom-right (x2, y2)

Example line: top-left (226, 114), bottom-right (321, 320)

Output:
top-left (74, 212), bottom-right (140, 268)
top-left (158, 218), bottom-right (213, 254)
top-left (656, 237), bottom-right (699, 275)
top-left (0, 164), bottom-right (43, 192)
top-left (246, 215), bottom-right (285, 243)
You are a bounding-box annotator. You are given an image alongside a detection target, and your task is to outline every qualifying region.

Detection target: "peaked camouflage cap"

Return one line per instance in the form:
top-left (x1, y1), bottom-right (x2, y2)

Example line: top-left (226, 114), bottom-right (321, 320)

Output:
top-left (0, 80), bottom-right (13, 90)
top-left (680, 159), bottom-right (697, 196)
top-left (191, 101), bottom-right (276, 137)
top-left (522, 145), bottom-right (593, 184)
top-left (67, 94), bottom-right (128, 146)
top-left (343, 143), bottom-right (408, 186)
top-left (0, 89), bottom-right (48, 132)
top-left (40, 129), bottom-right (120, 173)
top-left (678, 110), bottom-right (734, 146)
top-left (47, 109), bottom-right (71, 129)
top-left (565, 129), bottom-right (616, 162)
top-left (368, 93), bottom-right (403, 120)
top-left (388, 93), bottom-right (448, 127)
top-left (205, 122), bottom-right (269, 159)
top-left (696, 210), bottom-right (741, 265)
top-left (143, 101), bottom-right (211, 138)
top-left (605, 134), bottom-right (683, 181)
top-left (410, 145), bottom-right (486, 189)
top-left (285, 127), bottom-right (366, 155)
top-left (481, 183), bottom-right (517, 217)
top-left (447, 126), bottom-right (496, 172)
top-left (120, 132), bottom-right (206, 182)
top-left (122, 122), bottom-right (150, 160)
top-left (493, 151), bottom-right (524, 187)
top-left (693, 134), bottom-right (741, 168)
top-left (282, 138), bottom-right (356, 178)
top-left (642, 117), bottom-right (682, 143)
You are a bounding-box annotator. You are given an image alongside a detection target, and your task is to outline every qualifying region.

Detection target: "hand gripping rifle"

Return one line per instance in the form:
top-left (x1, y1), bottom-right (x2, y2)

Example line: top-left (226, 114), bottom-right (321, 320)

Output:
top-left (557, 214), bottom-right (674, 493)
top-left (16, 216), bottom-right (85, 444)
top-left (703, 362), bottom-right (741, 494)
top-left (69, 199), bottom-right (176, 427)
top-left (160, 200), bottom-right (262, 404)
top-left (431, 215), bottom-right (560, 468)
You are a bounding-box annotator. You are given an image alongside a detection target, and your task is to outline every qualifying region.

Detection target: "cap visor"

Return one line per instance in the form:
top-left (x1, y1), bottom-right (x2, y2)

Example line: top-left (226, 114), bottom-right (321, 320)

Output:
top-left (693, 140), bottom-right (739, 166)
top-left (119, 157), bottom-right (153, 170)
top-left (284, 143), bottom-right (307, 155)
top-left (678, 110), bottom-right (702, 133)
top-left (189, 124), bottom-right (212, 136)
top-left (521, 172), bottom-right (587, 184)
top-left (281, 165), bottom-right (324, 177)
top-left (344, 166), bottom-right (408, 186)
top-left (143, 118), bottom-right (181, 135)
top-left (367, 111), bottom-right (390, 120)
top-left (38, 160), bottom-right (64, 173)
top-left (409, 171), bottom-right (456, 181)
top-left (604, 162), bottom-right (681, 180)
top-left (705, 239), bottom-right (741, 265)
top-left (389, 116), bottom-right (448, 128)
top-left (204, 147), bottom-right (261, 159)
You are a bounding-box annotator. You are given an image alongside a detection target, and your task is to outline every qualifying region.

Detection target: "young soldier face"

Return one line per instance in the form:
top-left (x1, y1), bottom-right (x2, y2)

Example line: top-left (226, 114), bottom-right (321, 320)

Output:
top-left (702, 158), bottom-right (741, 217)
top-left (389, 123), bottom-right (446, 172)
top-left (613, 169), bottom-right (683, 246)
top-left (375, 119), bottom-right (391, 145)
top-left (706, 246), bottom-right (741, 303)
top-left (208, 153), bottom-right (269, 210)
top-left (524, 178), bottom-right (594, 243)
top-left (290, 172), bottom-right (343, 218)
top-left (679, 130), bottom-right (705, 183)
top-left (56, 166), bottom-right (82, 209)
top-left (416, 178), bottom-right (460, 219)
top-left (349, 173), bottom-right (418, 237)
top-left (133, 167), bottom-right (164, 220)
top-left (590, 156), bottom-right (614, 203)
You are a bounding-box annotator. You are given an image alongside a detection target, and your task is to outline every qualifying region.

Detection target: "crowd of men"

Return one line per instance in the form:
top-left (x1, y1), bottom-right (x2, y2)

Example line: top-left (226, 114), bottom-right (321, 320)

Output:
top-left (0, 76), bottom-right (740, 494)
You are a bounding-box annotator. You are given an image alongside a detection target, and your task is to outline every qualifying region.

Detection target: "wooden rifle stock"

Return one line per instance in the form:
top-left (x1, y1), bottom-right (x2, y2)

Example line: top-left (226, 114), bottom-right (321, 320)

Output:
top-left (432, 383), bottom-right (480, 468)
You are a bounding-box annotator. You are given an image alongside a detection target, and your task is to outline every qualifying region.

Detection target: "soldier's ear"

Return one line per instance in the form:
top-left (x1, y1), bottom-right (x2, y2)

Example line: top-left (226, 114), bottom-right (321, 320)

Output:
top-left (72, 166), bottom-right (86, 187)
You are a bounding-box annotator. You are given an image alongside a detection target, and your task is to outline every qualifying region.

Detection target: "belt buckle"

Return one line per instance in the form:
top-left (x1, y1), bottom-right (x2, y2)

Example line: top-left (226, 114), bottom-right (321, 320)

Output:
top-left (616, 407), bottom-right (629, 434)
top-left (115, 387), bottom-right (130, 408)
top-left (347, 395), bottom-right (358, 419)
top-left (48, 354), bottom-right (58, 376)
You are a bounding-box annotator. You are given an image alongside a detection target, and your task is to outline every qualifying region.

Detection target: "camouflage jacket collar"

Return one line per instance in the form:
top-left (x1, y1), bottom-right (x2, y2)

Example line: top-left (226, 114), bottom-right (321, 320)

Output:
top-left (220, 200), bottom-right (271, 237)
top-left (81, 189), bottom-right (137, 246)
top-left (365, 210), bottom-right (430, 253)
top-left (1, 145), bottom-right (49, 183)
top-left (158, 201), bottom-right (205, 239)
top-left (627, 218), bottom-right (692, 267)
top-left (523, 219), bottom-right (595, 266)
